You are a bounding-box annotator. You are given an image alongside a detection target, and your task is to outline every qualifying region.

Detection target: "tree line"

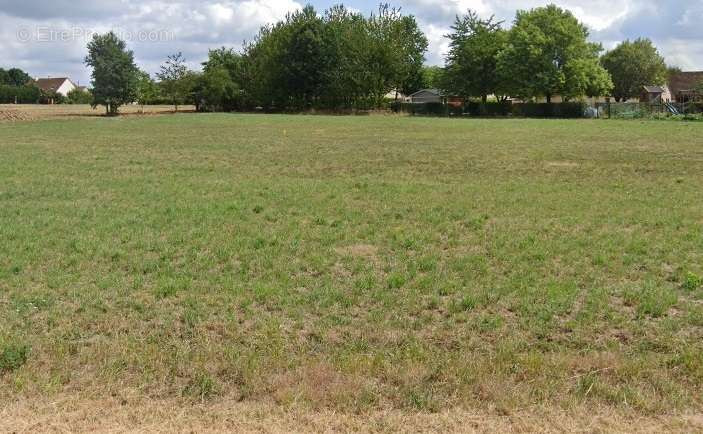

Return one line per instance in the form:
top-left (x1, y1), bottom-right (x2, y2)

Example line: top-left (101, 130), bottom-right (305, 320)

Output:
top-left (84, 4), bottom-right (428, 114)
top-left (2, 3), bottom-right (688, 113)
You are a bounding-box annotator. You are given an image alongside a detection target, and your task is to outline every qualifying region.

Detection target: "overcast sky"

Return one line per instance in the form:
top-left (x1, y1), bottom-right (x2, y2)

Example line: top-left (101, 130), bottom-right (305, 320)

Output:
top-left (1, 0), bottom-right (701, 84)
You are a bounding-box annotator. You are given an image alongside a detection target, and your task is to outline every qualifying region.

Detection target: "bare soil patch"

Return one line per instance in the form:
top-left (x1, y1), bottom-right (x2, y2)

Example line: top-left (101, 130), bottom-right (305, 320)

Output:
top-left (0, 104), bottom-right (196, 122)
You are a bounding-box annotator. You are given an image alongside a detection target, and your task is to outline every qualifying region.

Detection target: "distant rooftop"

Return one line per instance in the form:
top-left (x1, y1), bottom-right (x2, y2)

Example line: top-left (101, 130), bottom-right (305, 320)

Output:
top-left (32, 77), bottom-right (74, 93)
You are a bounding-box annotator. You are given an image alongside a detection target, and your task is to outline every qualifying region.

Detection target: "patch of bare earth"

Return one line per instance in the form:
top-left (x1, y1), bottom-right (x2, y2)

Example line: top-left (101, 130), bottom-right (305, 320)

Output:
top-left (0, 104), bottom-right (196, 122)
top-left (1, 397), bottom-right (701, 433)
top-left (335, 244), bottom-right (379, 259)
top-left (545, 161), bottom-right (580, 169)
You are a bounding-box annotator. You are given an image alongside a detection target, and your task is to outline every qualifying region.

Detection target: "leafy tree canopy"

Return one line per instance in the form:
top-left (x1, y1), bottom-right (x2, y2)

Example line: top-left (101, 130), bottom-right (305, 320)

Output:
top-left (0, 67), bottom-right (32, 87)
top-left (157, 52), bottom-right (192, 111)
top-left (601, 38), bottom-right (669, 101)
top-left (497, 5), bottom-right (612, 102)
top-left (444, 11), bottom-right (508, 102)
top-left (84, 32), bottom-right (139, 115)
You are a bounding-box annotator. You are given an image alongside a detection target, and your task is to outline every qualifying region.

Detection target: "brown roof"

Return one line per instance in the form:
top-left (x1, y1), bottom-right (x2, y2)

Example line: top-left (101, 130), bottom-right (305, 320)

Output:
top-left (32, 77), bottom-right (73, 93)
top-left (668, 71), bottom-right (703, 95)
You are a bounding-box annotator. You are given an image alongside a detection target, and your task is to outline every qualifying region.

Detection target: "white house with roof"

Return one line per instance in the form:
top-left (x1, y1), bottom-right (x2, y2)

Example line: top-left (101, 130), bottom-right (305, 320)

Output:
top-left (32, 77), bottom-right (78, 97)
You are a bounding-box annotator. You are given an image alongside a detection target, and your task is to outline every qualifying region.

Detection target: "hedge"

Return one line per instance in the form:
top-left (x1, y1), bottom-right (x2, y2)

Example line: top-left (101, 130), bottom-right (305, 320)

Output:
top-left (512, 102), bottom-right (587, 118)
top-left (0, 85), bottom-right (41, 104)
top-left (399, 101), bottom-right (588, 118)
top-left (464, 101), bottom-right (513, 116)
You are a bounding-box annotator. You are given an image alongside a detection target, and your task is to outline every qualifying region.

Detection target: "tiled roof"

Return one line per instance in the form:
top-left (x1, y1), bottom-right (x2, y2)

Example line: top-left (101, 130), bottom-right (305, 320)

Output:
top-left (33, 77), bottom-right (71, 93)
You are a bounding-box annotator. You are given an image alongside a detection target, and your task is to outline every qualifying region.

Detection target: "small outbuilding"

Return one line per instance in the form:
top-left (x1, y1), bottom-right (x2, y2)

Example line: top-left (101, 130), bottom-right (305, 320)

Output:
top-left (640, 85), bottom-right (669, 104)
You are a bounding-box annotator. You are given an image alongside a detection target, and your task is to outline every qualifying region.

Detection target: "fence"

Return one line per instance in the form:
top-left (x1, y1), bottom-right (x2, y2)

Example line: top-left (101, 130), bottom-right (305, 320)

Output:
top-left (598, 101), bottom-right (702, 119)
top-left (395, 99), bottom-right (703, 120)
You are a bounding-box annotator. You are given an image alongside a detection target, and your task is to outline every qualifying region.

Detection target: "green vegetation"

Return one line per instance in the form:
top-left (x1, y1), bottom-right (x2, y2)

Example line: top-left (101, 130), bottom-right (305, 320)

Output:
top-left (602, 39), bottom-right (668, 102)
top-left (157, 52), bottom-right (195, 112)
top-left (497, 5), bottom-right (613, 102)
top-left (0, 67), bottom-right (31, 87)
top-left (443, 11), bottom-right (508, 103)
top-left (1, 114), bottom-right (702, 416)
top-left (0, 67), bottom-right (40, 104)
top-left (0, 84), bottom-right (41, 104)
top-left (84, 31), bottom-right (139, 115)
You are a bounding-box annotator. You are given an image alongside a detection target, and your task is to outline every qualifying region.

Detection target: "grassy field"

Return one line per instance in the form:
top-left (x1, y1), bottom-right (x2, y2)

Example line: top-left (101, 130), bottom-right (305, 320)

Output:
top-left (1, 113), bottom-right (702, 432)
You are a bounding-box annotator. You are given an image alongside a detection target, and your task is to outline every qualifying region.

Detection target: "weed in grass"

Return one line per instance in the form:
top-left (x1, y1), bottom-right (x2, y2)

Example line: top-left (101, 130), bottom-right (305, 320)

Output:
top-left (683, 272), bottom-right (702, 291)
top-left (183, 373), bottom-right (219, 401)
top-left (0, 343), bottom-right (29, 374)
top-left (624, 283), bottom-right (679, 319)
top-left (387, 273), bottom-right (406, 289)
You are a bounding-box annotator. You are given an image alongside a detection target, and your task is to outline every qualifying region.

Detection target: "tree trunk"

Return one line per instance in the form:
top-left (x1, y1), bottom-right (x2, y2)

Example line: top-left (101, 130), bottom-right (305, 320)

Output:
top-left (546, 94), bottom-right (552, 104)
top-left (482, 94), bottom-right (488, 104)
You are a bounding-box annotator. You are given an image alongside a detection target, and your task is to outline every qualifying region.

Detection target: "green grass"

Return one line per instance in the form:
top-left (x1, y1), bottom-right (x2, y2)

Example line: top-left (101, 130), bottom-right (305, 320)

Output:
top-left (1, 114), bottom-right (702, 414)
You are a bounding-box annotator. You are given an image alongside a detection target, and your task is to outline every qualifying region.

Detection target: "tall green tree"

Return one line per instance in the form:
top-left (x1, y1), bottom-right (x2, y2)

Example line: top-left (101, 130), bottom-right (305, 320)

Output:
top-left (497, 5), bottom-right (612, 102)
top-left (390, 14), bottom-right (428, 97)
top-left (198, 66), bottom-right (239, 111)
top-left (201, 48), bottom-right (246, 110)
top-left (0, 68), bottom-right (32, 86)
top-left (284, 6), bottom-right (326, 109)
top-left (135, 70), bottom-right (159, 112)
top-left (7, 68), bottom-right (31, 86)
top-left (601, 38), bottom-right (668, 102)
top-left (84, 32), bottom-right (139, 116)
top-left (157, 52), bottom-right (190, 112)
top-left (444, 11), bottom-right (507, 102)
top-left (319, 6), bottom-right (369, 108)
top-left (239, 3), bottom-right (427, 111)
top-left (366, 4), bottom-right (428, 103)
top-left (418, 65), bottom-right (444, 91)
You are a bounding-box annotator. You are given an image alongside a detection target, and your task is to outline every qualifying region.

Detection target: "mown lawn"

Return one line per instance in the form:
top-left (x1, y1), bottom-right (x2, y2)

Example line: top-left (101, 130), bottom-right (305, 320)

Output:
top-left (1, 114), bottom-right (702, 417)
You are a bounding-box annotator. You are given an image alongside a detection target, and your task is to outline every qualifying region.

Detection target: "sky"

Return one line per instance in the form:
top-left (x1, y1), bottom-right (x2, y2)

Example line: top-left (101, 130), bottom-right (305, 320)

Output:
top-left (1, 0), bottom-right (701, 84)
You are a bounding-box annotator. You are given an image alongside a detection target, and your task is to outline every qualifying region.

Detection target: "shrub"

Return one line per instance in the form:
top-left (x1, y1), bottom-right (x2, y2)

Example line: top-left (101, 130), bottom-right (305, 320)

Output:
top-left (683, 272), bottom-right (702, 291)
top-left (66, 88), bottom-right (94, 104)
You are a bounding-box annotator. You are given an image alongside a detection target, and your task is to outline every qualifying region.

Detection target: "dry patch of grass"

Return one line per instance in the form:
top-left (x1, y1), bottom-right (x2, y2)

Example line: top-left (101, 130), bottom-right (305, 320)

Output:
top-left (2, 396), bottom-right (702, 433)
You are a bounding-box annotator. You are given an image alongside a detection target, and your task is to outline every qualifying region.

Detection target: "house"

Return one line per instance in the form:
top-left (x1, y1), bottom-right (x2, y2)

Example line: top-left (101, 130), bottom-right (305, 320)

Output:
top-left (407, 89), bottom-right (443, 104)
top-left (32, 77), bottom-right (78, 97)
top-left (667, 71), bottom-right (703, 103)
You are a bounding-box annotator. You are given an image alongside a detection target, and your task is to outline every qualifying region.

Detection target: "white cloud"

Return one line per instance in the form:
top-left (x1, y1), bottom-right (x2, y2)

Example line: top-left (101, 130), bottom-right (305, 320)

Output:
top-left (0, 0), bottom-right (302, 82)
